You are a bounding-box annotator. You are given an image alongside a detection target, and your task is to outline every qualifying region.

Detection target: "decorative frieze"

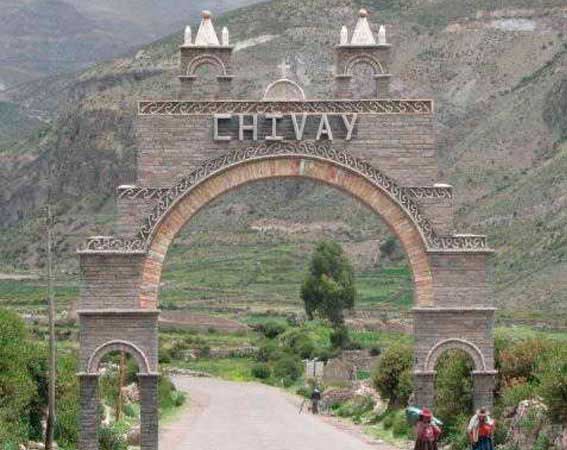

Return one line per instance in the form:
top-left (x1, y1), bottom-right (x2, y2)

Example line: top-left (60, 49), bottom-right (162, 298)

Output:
top-left (118, 186), bottom-right (170, 200)
top-left (138, 99), bottom-right (433, 115)
top-left (407, 186), bottom-right (453, 199)
top-left (80, 236), bottom-right (146, 254)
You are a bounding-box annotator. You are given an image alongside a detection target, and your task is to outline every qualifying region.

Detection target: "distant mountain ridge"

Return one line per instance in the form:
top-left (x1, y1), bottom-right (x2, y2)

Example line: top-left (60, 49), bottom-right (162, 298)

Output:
top-left (0, 0), bottom-right (260, 89)
top-left (0, 0), bottom-right (566, 320)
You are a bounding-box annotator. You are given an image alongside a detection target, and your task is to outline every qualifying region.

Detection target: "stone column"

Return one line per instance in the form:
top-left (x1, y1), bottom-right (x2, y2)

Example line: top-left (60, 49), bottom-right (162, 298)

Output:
top-left (472, 371), bottom-right (497, 410)
top-left (413, 371), bottom-right (435, 409)
top-left (334, 75), bottom-right (352, 98)
top-left (374, 74), bottom-right (392, 97)
top-left (216, 76), bottom-right (234, 99)
top-left (79, 373), bottom-right (100, 450)
top-left (139, 373), bottom-right (159, 450)
top-left (177, 76), bottom-right (196, 98)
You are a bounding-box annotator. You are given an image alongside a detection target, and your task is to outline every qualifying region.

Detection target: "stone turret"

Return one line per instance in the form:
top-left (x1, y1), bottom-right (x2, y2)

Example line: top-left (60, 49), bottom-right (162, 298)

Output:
top-left (178, 10), bottom-right (234, 98)
top-left (335, 8), bottom-right (392, 98)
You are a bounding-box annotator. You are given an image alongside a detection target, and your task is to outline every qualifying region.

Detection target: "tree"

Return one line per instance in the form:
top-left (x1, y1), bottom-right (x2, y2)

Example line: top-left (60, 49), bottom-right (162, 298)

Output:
top-left (300, 241), bottom-right (356, 327)
top-left (372, 342), bottom-right (413, 408)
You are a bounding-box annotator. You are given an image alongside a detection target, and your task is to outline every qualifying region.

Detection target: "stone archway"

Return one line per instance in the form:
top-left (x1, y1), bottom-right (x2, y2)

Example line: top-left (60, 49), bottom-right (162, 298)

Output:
top-left (87, 340), bottom-right (151, 375)
top-left (137, 144), bottom-right (435, 310)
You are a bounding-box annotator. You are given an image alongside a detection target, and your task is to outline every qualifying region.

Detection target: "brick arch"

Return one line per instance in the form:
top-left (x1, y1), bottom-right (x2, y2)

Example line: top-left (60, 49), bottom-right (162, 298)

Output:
top-left (139, 148), bottom-right (434, 309)
top-left (87, 340), bottom-right (151, 375)
top-left (345, 54), bottom-right (384, 76)
top-left (186, 55), bottom-right (227, 76)
top-left (424, 338), bottom-right (487, 372)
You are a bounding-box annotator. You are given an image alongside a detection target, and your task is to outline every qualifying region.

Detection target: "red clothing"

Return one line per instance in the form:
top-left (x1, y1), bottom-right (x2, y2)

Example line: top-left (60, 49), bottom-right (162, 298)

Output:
top-left (478, 421), bottom-right (495, 438)
top-left (416, 421), bottom-right (441, 442)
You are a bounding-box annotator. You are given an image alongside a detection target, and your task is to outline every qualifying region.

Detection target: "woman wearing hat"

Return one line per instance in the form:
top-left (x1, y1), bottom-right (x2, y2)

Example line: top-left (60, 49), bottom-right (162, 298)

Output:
top-left (467, 408), bottom-right (495, 450)
top-left (414, 408), bottom-right (442, 450)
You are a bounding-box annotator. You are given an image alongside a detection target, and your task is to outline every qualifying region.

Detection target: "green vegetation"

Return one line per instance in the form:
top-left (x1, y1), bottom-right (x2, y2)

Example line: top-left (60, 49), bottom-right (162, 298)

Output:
top-left (301, 240), bottom-right (357, 327)
top-left (371, 342), bottom-right (413, 408)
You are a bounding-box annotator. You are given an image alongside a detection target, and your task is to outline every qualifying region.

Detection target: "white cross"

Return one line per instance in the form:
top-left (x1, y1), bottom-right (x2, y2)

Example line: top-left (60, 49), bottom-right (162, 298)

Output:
top-left (278, 59), bottom-right (291, 78)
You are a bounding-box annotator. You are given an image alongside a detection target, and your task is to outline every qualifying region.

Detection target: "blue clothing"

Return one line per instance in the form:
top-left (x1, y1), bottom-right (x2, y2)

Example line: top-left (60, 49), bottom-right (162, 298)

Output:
top-left (472, 436), bottom-right (494, 450)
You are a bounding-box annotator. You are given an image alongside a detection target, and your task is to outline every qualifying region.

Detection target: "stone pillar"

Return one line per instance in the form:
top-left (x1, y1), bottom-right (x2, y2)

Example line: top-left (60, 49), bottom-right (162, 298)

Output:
top-left (139, 373), bottom-right (159, 450)
top-left (79, 373), bottom-right (100, 450)
top-left (334, 75), bottom-right (352, 98)
top-left (472, 371), bottom-right (497, 410)
top-left (413, 371), bottom-right (435, 409)
top-left (216, 76), bottom-right (234, 98)
top-left (374, 74), bottom-right (392, 97)
top-left (177, 76), bottom-right (196, 98)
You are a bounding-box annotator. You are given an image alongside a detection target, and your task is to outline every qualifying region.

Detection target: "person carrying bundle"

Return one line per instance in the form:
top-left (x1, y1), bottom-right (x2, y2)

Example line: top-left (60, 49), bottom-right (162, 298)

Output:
top-left (467, 408), bottom-right (495, 450)
top-left (413, 407), bottom-right (442, 450)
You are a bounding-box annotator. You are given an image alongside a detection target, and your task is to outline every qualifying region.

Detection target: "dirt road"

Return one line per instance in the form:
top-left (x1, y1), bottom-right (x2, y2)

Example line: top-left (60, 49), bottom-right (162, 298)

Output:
top-left (160, 376), bottom-right (399, 450)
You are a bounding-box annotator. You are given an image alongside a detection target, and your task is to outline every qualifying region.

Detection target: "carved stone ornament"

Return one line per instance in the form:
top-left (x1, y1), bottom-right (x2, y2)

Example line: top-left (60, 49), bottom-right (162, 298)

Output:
top-left (80, 143), bottom-right (489, 254)
top-left (138, 99), bottom-right (433, 115)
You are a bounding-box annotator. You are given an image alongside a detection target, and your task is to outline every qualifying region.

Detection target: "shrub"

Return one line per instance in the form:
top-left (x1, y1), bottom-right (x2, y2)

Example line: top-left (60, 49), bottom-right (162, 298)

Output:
top-left (279, 328), bottom-right (319, 359)
top-left (259, 321), bottom-right (287, 339)
top-left (496, 336), bottom-right (553, 385)
top-left (369, 344), bottom-right (383, 357)
top-left (251, 363), bottom-right (271, 379)
top-left (372, 342), bottom-right (413, 407)
top-left (537, 344), bottom-right (567, 423)
top-left (98, 424), bottom-right (127, 450)
top-left (392, 409), bottom-right (411, 437)
top-left (256, 341), bottom-right (279, 362)
top-left (272, 354), bottom-right (303, 382)
top-left (54, 353), bottom-right (80, 448)
top-left (330, 326), bottom-right (350, 350)
top-left (434, 349), bottom-right (474, 430)
top-left (498, 380), bottom-right (536, 412)
top-left (158, 375), bottom-right (185, 412)
top-left (335, 395), bottom-right (375, 422)
top-left (0, 308), bottom-right (37, 446)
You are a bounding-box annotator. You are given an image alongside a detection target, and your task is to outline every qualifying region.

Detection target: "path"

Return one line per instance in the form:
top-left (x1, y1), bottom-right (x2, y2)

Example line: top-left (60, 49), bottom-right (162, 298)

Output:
top-left (160, 376), bottom-right (400, 450)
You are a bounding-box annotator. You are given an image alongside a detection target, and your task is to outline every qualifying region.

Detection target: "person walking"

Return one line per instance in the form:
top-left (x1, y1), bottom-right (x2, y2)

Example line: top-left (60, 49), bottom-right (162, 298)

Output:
top-left (414, 408), bottom-right (442, 450)
top-left (468, 408), bottom-right (495, 450)
top-left (310, 387), bottom-right (321, 414)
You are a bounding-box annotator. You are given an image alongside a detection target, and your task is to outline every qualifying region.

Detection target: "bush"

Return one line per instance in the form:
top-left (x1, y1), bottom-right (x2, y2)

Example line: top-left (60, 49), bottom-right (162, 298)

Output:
top-left (259, 321), bottom-right (287, 339)
top-left (54, 353), bottom-right (80, 448)
top-left (98, 424), bottom-right (127, 450)
top-left (335, 396), bottom-right (375, 422)
top-left (0, 308), bottom-right (37, 446)
top-left (372, 342), bottom-right (413, 407)
top-left (158, 375), bottom-right (185, 412)
top-left (392, 409), bottom-right (411, 437)
top-left (272, 354), bottom-right (303, 382)
top-left (498, 380), bottom-right (536, 412)
top-left (434, 349), bottom-right (474, 430)
top-left (330, 326), bottom-right (350, 350)
top-left (496, 336), bottom-right (553, 385)
top-left (251, 363), bottom-right (271, 379)
top-left (537, 344), bottom-right (567, 423)
top-left (256, 341), bottom-right (279, 362)
top-left (279, 328), bottom-right (319, 359)
top-left (369, 344), bottom-right (383, 357)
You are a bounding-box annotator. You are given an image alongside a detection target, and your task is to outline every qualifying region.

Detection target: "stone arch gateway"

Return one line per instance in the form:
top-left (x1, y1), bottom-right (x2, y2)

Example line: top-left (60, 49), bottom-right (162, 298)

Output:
top-left (77, 9), bottom-right (497, 450)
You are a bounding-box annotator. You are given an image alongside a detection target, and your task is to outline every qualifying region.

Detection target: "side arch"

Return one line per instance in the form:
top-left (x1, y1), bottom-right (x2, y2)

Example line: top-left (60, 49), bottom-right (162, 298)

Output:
top-left (424, 338), bottom-right (487, 372)
top-left (345, 54), bottom-right (384, 75)
top-left (138, 147), bottom-right (435, 309)
top-left (87, 340), bottom-right (151, 375)
top-left (186, 55), bottom-right (227, 76)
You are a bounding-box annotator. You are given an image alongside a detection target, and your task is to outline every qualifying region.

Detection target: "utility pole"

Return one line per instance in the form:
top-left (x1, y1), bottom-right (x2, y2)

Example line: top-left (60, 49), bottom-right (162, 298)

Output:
top-left (44, 204), bottom-right (56, 450)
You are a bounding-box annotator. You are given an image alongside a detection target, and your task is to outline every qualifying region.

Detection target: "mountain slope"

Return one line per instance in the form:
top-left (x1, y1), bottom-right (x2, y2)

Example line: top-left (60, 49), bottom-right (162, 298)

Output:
top-left (1, 0), bottom-right (566, 320)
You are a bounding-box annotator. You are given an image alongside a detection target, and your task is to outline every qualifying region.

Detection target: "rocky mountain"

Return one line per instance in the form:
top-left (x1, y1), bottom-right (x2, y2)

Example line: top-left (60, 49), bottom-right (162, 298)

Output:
top-left (0, 0), bottom-right (566, 321)
top-left (0, 0), bottom-right (260, 90)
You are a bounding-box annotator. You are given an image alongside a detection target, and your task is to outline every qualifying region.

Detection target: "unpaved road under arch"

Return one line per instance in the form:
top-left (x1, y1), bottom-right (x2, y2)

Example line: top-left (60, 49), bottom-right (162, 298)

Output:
top-left (160, 376), bottom-right (399, 450)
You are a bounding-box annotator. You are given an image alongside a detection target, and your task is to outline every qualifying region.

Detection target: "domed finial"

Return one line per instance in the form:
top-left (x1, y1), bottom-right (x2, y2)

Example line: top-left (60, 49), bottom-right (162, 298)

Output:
top-left (195, 10), bottom-right (220, 46)
top-left (351, 7), bottom-right (376, 45)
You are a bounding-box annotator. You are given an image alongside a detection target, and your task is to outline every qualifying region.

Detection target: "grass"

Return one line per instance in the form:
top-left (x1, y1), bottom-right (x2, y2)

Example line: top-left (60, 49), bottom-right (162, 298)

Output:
top-left (350, 329), bottom-right (414, 349)
top-left (170, 357), bottom-right (257, 382)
